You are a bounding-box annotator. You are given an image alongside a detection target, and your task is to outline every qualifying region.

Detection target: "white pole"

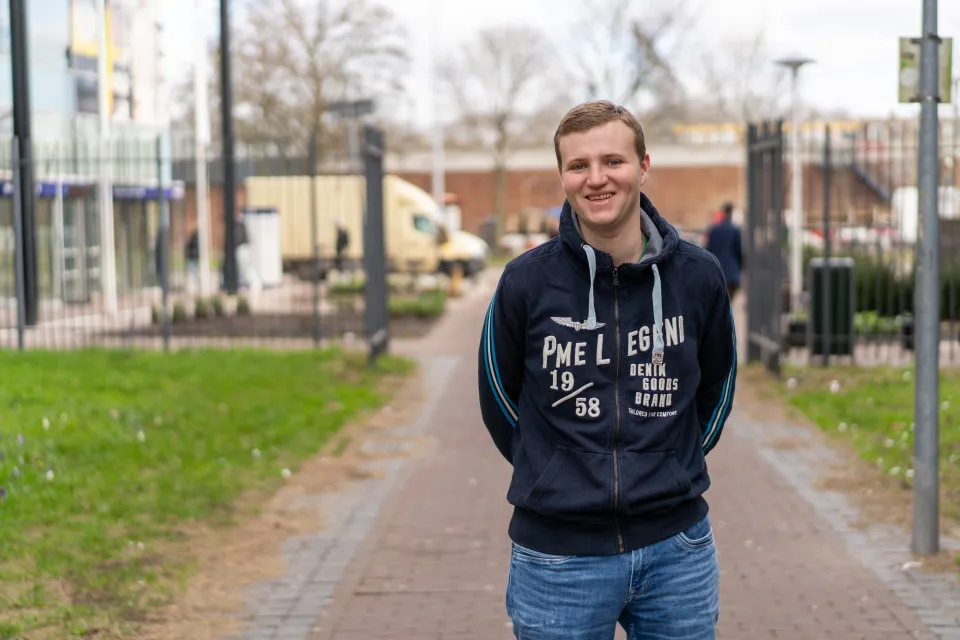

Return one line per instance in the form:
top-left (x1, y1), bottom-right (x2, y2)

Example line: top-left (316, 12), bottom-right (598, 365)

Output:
top-left (789, 68), bottom-right (803, 313)
top-left (429, 0), bottom-right (446, 226)
top-left (194, 0), bottom-right (213, 295)
top-left (96, 0), bottom-right (117, 315)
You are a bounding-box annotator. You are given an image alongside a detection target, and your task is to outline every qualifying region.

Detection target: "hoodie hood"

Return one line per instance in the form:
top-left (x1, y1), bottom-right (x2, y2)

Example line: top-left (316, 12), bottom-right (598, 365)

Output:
top-left (558, 192), bottom-right (680, 365)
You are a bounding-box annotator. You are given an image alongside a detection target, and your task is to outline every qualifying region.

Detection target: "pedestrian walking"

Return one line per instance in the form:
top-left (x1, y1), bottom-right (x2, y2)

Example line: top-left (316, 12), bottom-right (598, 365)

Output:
top-left (705, 202), bottom-right (743, 301)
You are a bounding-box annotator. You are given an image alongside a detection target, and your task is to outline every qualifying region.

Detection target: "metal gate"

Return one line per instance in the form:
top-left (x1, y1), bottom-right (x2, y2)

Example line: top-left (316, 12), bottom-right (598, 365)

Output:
top-left (745, 121), bottom-right (786, 375)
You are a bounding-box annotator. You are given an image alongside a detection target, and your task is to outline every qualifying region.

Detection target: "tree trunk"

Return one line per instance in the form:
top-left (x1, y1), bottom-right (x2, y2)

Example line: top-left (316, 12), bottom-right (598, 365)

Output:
top-left (493, 161), bottom-right (508, 240)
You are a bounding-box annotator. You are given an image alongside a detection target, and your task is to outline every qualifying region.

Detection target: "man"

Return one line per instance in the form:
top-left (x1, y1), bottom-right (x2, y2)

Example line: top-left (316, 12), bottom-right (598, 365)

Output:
top-left (478, 100), bottom-right (737, 639)
top-left (705, 202), bottom-right (743, 301)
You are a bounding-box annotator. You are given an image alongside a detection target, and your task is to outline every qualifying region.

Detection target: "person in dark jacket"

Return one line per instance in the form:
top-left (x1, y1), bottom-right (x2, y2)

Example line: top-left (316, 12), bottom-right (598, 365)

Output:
top-left (705, 202), bottom-right (743, 300)
top-left (478, 100), bottom-right (736, 639)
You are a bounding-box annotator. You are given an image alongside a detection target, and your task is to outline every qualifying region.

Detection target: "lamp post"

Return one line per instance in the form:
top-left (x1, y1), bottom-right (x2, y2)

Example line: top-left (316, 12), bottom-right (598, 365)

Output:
top-left (775, 55), bottom-right (815, 314)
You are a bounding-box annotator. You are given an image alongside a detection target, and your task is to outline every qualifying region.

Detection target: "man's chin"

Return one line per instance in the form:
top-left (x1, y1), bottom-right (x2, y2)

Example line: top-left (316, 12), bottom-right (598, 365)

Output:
top-left (578, 209), bottom-right (622, 230)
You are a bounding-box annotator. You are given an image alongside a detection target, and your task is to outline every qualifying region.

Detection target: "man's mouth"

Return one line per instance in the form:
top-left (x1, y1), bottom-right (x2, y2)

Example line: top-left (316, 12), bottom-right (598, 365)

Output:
top-left (586, 193), bottom-right (614, 202)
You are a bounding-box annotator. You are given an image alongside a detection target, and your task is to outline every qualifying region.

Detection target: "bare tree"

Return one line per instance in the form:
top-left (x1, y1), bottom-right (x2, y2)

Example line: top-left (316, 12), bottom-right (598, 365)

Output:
top-left (563, 0), bottom-right (692, 124)
top-left (440, 25), bottom-right (559, 223)
top-left (693, 31), bottom-right (789, 132)
top-left (169, 0), bottom-right (409, 157)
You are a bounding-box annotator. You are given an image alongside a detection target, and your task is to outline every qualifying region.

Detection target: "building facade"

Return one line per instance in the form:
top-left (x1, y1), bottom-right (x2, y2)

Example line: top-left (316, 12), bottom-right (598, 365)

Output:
top-left (0, 0), bottom-right (179, 310)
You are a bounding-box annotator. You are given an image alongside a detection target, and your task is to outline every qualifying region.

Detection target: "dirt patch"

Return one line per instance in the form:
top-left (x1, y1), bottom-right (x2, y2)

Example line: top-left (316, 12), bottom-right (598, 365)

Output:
top-left (767, 436), bottom-right (807, 450)
top-left (103, 313), bottom-right (439, 342)
top-left (737, 365), bottom-right (812, 425)
top-left (737, 364), bottom-right (960, 574)
top-left (134, 364), bottom-right (432, 640)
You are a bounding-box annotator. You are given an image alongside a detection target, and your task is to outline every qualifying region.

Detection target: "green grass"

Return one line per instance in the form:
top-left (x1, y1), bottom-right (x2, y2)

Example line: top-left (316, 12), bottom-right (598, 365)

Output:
top-left (0, 348), bottom-right (412, 638)
top-left (777, 365), bottom-right (960, 522)
top-left (328, 277), bottom-right (366, 296)
top-left (388, 290), bottom-right (447, 319)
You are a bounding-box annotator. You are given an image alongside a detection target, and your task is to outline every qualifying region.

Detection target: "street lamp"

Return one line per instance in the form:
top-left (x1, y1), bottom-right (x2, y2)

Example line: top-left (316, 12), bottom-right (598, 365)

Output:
top-left (775, 55), bottom-right (815, 314)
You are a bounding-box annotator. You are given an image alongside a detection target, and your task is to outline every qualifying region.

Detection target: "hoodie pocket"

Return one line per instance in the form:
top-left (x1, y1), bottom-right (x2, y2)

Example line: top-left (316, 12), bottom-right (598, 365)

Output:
top-left (618, 450), bottom-right (692, 515)
top-left (523, 445), bottom-right (613, 521)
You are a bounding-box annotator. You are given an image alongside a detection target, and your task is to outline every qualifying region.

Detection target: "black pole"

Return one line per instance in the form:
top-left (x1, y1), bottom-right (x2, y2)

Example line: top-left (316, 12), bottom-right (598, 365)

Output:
top-left (745, 123), bottom-right (760, 363)
top-left (219, 0), bottom-right (237, 294)
top-left (157, 136), bottom-right (170, 351)
top-left (309, 131), bottom-right (320, 347)
top-left (822, 125), bottom-right (832, 366)
top-left (9, 0), bottom-right (36, 325)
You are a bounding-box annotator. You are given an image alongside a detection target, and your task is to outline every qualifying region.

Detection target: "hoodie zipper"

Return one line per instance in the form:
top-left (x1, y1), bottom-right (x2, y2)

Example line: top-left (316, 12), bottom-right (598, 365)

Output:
top-left (612, 266), bottom-right (624, 553)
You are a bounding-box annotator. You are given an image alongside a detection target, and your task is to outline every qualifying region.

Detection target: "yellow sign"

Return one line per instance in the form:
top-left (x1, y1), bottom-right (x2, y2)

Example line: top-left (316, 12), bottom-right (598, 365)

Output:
top-left (69, 0), bottom-right (117, 113)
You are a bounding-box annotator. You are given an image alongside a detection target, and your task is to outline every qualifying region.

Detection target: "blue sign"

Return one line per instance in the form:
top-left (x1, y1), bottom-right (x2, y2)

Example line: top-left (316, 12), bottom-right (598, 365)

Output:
top-left (112, 185), bottom-right (185, 201)
top-left (0, 180), bottom-right (69, 198)
top-left (0, 181), bottom-right (185, 200)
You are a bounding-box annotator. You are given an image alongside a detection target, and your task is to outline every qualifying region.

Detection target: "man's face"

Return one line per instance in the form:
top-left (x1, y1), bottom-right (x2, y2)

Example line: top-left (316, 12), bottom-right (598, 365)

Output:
top-left (557, 120), bottom-right (650, 233)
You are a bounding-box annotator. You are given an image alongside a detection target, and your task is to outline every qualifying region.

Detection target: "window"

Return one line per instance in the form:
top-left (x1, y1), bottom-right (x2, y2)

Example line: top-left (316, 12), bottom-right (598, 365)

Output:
top-left (412, 213), bottom-right (437, 235)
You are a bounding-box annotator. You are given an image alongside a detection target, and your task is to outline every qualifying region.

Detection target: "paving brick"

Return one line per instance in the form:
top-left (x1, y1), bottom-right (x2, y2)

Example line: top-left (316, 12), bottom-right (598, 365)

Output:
top-left (225, 272), bottom-right (960, 639)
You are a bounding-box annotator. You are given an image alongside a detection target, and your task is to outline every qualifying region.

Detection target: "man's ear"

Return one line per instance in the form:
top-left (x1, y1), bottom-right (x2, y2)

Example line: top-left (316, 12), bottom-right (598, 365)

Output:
top-left (639, 153), bottom-right (651, 188)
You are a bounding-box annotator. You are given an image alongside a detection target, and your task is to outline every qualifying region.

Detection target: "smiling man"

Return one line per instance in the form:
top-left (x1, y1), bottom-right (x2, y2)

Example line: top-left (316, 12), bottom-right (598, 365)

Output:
top-left (478, 100), bottom-right (737, 639)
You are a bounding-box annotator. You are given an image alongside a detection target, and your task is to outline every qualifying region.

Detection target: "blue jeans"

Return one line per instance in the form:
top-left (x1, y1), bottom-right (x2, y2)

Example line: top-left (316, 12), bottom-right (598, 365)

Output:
top-left (506, 516), bottom-right (720, 639)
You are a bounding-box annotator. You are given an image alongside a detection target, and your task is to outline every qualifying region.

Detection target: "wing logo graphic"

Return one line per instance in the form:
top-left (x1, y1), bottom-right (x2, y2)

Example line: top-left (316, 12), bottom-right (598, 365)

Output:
top-left (550, 317), bottom-right (605, 332)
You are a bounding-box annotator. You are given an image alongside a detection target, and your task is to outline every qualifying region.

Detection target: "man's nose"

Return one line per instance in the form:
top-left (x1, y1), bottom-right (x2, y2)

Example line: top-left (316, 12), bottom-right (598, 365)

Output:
top-left (586, 166), bottom-right (606, 187)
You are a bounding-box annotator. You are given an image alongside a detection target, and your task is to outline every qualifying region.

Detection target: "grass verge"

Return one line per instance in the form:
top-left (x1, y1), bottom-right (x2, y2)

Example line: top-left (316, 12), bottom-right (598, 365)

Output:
top-left (776, 364), bottom-right (960, 526)
top-left (0, 348), bottom-right (412, 639)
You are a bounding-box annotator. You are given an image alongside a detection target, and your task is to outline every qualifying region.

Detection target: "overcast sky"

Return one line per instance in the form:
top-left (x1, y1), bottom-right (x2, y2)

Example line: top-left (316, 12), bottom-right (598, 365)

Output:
top-left (162, 0), bottom-right (960, 130)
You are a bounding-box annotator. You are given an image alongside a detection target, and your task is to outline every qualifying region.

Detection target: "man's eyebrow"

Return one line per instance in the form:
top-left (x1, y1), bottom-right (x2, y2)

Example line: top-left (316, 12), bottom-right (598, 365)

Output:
top-left (567, 153), bottom-right (626, 164)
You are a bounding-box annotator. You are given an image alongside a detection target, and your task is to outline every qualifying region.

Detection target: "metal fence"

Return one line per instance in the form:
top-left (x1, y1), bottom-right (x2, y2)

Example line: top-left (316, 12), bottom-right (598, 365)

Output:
top-left (746, 117), bottom-right (960, 370)
top-left (0, 126), bottom-right (400, 355)
top-left (745, 121), bottom-right (785, 375)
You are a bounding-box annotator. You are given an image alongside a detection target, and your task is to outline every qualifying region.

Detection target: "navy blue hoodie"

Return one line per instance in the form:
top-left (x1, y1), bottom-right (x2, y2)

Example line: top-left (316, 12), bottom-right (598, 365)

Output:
top-left (478, 193), bottom-right (737, 556)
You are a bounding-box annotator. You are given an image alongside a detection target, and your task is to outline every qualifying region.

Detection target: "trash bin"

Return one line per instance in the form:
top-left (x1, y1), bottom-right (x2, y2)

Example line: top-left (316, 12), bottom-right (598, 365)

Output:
top-left (242, 207), bottom-right (283, 288)
top-left (807, 257), bottom-right (855, 356)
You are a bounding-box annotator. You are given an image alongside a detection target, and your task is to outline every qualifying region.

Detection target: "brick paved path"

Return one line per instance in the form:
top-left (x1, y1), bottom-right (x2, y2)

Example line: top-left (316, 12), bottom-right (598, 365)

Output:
top-left (267, 270), bottom-right (960, 640)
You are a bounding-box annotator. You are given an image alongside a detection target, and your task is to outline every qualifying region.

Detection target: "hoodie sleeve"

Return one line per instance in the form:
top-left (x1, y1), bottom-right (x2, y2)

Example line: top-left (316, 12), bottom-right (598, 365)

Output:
top-left (478, 269), bottom-right (525, 464)
top-left (696, 269), bottom-right (738, 456)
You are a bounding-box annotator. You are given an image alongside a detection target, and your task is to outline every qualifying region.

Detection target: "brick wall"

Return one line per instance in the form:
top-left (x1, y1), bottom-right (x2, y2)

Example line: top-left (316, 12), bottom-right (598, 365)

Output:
top-left (396, 164), bottom-right (746, 234)
top-left (181, 161), bottom-right (893, 256)
top-left (177, 185), bottom-right (248, 259)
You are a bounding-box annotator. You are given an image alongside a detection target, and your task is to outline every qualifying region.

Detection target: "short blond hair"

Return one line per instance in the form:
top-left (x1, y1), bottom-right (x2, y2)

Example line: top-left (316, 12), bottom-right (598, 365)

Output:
top-left (553, 100), bottom-right (646, 170)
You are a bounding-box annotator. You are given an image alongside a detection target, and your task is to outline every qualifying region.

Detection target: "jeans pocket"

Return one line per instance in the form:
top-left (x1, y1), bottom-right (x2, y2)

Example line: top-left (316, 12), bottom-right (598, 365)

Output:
top-left (511, 542), bottom-right (574, 565)
top-left (675, 516), bottom-right (715, 551)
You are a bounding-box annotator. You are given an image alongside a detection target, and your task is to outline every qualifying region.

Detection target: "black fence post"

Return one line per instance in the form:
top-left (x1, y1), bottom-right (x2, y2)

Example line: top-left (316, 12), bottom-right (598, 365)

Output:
top-left (822, 124), bottom-right (832, 366)
top-left (746, 123), bottom-right (760, 363)
top-left (744, 120), bottom-right (786, 375)
top-left (156, 136), bottom-right (171, 351)
top-left (362, 125), bottom-right (388, 364)
top-left (219, 0), bottom-right (238, 295)
top-left (10, 0), bottom-right (36, 326)
top-left (771, 119), bottom-right (785, 377)
top-left (309, 131), bottom-right (321, 347)
top-left (11, 137), bottom-right (25, 350)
